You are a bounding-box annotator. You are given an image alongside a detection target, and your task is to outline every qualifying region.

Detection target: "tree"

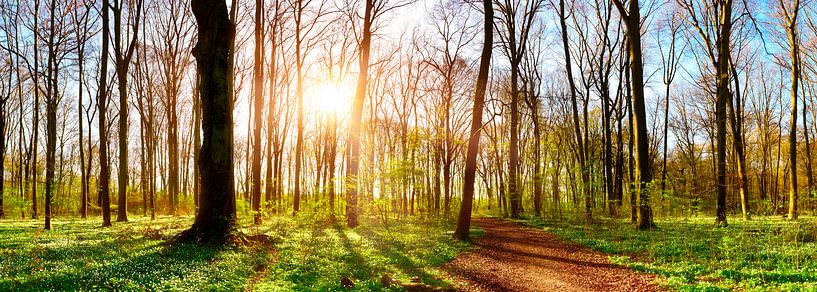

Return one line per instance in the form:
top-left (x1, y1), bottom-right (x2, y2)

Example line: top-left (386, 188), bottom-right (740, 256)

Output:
top-left (346, 0), bottom-right (374, 228)
top-left (251, 0), bottom-right (265, 224)
top-left (454, 0), bottom-right (492, 241)
top-left (422, 0), bottom-right (475, 216)
top-left (176, 0), bottom-right (237, 243)
top-left (43, 0), bottom-right (77, 230)
top-left (657, 11), bottom-right (682, 198)
top-left (678, 0), bottom-right (734, 227)
top-left (557, 0), bottom-right (589, 221)
top-left (71, 0), bottom-right (94, 220)
top-left (778, 0), bottom-right (802, 220)
top-left (612, 0), bottom-right (654, 229)
top-left (99, 0), bottom-right (113, 227)
top-left (111, 0), bottom-right (143, 222)
top-left (495, 0), bottom-right (543, 219)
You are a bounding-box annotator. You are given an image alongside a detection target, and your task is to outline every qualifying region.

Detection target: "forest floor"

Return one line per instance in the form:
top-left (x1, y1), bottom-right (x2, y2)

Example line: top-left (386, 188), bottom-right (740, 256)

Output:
top-left (445, 218), bottom-right (662, 291)
top-left (0, 214), bottom-right (473, 291)
top-left (7, 213), bottom-right (817, 291)
top-left (518, 215), bottom-right (817, 291)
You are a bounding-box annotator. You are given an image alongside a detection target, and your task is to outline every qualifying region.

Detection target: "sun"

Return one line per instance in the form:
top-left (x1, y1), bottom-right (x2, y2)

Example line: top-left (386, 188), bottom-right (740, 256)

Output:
top-left (309, 81), bottom-right (352, 116)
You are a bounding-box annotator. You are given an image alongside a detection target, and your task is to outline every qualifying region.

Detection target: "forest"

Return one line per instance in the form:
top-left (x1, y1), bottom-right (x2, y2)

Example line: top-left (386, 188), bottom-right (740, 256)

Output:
top-left (3, 0), bottom-right (817, 290)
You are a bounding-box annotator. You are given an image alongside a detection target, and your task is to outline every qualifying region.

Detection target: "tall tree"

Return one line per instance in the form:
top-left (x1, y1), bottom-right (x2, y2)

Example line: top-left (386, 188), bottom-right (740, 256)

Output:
top-left (177, 0), bottom-right (237, 243)
top-left (558, 0), bottom-right (589, 221)
top-left (98, 0), bottom-right (113, 227)
top-left (346, 0), bottom-right (374, 228)
top-left (72, 0), bottom-right (94, 220)
top-left (495, 0), bottom-right (543, 218)
top-left (251, 0), bottom-right (265, 224)
top-left (657, 12), bottom-right (682, 197)
top-left (779, 0), bottom-right (802, 220)
top-left (612, 0), bottom-right (654, 229)
top-left (678, 0), bottom-right (734, 227)
top-left (31, 0), bottom-right (40, 220)
top-left (112, 0), bottom-right (143, 222)
top-left (454, 0), bottom-right (492, 241)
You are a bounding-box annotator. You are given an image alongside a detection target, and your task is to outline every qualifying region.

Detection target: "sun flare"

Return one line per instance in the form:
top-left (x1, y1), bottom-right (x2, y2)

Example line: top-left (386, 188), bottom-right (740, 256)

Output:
top-left (309, 81), bottom-right (352, 116)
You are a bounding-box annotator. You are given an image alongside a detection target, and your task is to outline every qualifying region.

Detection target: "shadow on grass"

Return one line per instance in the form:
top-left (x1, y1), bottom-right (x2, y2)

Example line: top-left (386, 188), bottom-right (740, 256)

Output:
top-left (333, 221), bottom-right (379, 281)
top-left (3, 237), bottom-right (247, 291)
top-left (354, 224), bottom-right (455, 288)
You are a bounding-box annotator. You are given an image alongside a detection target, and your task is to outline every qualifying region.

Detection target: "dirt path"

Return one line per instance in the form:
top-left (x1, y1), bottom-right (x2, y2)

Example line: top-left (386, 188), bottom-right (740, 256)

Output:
top-left (444, 218), bottom-right (662, 292)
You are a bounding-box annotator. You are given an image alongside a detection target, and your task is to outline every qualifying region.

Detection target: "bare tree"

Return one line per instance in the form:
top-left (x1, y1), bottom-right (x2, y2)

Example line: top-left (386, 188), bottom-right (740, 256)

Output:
top-left (98, 0), bottom-right (113, 227)
top-left (778, 0), bottom-right (802, 220)
top-left (111, 0), bottom-right (143, 222)
top-left (678, 0), bottom-right (734, 227)
top-left (612, 0), bottom-right (654, 229)
top-left (176, 0), bottom-right (237, 244)
top-left (251, 0), bottom-right (265, 224)
top-left (454, 0), bottom-right (492, 241)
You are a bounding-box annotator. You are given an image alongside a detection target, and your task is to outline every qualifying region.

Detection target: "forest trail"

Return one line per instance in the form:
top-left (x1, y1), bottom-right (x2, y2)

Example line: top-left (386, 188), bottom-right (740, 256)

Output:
top-left (444, 218), bottom-right (662, 292)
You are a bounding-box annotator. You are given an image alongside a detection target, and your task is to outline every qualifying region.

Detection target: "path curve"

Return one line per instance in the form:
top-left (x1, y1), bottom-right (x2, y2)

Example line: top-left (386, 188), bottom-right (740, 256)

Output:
top-left (444, 218), bottom-right (662, 292)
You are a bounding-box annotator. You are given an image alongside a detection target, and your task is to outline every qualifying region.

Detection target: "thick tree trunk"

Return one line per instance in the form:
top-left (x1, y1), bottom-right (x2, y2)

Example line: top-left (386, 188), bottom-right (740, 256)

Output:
top-left (177, 0), bottom-right (237, 243)
top-left (116, 68), bottom-right (129, 222)
top-left (44, 74), bottom-right (56, 231)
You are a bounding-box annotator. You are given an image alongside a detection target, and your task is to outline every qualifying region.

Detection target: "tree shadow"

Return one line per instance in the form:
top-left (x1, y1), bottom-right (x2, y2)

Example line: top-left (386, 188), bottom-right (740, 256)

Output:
top-left (7, 239), bottom-right (236, 291)
top-left (354, 225), bottom-right (454, 288)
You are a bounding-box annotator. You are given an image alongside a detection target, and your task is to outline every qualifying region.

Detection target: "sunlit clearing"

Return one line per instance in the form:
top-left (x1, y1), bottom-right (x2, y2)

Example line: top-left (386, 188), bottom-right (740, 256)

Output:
top-left (308, 80), bottom-right (353, 116)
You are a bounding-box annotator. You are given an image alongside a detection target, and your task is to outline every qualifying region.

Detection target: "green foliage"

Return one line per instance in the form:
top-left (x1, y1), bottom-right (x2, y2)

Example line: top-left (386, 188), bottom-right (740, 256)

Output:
top-left (0, 215), bottom-right (472, 291)
top-left (519, 216), bottom-right (817, 291)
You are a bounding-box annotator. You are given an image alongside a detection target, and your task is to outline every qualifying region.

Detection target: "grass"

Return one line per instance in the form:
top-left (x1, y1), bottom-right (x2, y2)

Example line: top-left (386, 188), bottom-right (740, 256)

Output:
top-left (0, 213), bottom-right (476, 291)
top-left (519, 215), bottom-right (817, 291)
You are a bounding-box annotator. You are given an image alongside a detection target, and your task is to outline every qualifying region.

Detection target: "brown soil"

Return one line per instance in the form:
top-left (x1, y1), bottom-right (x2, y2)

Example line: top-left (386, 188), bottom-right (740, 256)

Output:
top-left (444, 218), bottom-right (663, 292)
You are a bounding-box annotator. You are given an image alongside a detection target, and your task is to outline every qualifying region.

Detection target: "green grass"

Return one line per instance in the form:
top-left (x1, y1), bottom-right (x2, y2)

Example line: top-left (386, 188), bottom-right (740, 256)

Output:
top-left (0, 214), bottom-right (476, 291)
top-left (519, 215), bottom-right (817, 291)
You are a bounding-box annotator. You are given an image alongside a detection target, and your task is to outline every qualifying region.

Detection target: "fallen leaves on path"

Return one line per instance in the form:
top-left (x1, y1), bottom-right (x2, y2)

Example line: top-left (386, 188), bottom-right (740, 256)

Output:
top-left (444, 218), bottom-right (662, 292)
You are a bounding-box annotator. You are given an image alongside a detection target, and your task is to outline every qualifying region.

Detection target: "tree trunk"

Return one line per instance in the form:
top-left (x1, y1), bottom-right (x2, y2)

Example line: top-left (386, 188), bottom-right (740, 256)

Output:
top-left (177, 0), bottom-right (237, 243)
top-left (613, 0), bottom-right (654, 229)
top-left (345, 0), bottom-right (373, 227)
top-left (559, 0), bottom-right (589, 222)
top-left (714, 0), bottom-right (733, 227)
top-left (251, 0), bottom-right (264, 225)
top-left (454, 0), bottom-right (492, 241)
top-left (99, 0), bottom-right (112, 227)
top-left (788, 5), bottom-right (801, 220)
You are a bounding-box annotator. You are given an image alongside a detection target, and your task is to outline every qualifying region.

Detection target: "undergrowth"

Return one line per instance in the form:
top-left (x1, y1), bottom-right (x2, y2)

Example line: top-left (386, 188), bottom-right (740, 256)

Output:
top-left (519, 215), bottom-right (817, 291)
top-left (0, 214), bottom-right (476, 291)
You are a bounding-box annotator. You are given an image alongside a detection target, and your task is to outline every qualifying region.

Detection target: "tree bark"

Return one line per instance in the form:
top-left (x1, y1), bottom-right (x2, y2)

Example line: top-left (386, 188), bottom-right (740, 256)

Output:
top-left (613, 0), bottom-right (654, 229)
top-left (251, 0), bottom-right (264, 224)
top-left (787, 0), bottom-right (801, 220)
top-left (346, 0), bottom-right (374, 228)
top-left (559, 0), bottom-right (589, 222)
top-left (454, 0), bottom-right (492, 241)
top-left (714, 0), bottom-right (733, 227)
top-left (177, 0), bottom-right (237, 244)
top-left (99, 0), bottom-right (113, 227)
